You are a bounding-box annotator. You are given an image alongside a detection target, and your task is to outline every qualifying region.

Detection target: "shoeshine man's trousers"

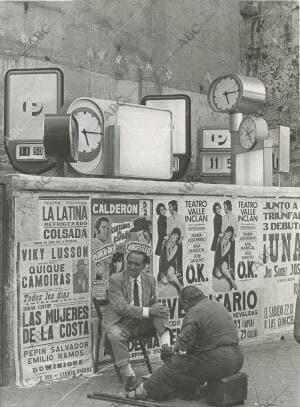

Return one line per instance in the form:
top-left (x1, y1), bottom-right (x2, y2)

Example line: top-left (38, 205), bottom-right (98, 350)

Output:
top-left (143, 344), bottom-right (244, 400)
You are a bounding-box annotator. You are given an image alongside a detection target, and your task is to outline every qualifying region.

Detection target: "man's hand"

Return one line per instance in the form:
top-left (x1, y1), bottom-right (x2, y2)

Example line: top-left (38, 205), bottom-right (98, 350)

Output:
top-left (173, 342), bottom-right (180, 353)
top-left (149, 303), bottom-right (169, 318)
top-left (173, 343), bottom-right (185, 354)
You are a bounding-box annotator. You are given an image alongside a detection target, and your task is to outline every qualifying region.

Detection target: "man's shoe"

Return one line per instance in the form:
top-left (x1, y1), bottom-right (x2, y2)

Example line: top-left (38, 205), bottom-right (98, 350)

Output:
top-left (160, 344), bottom-right (175, 362)
top-left (125, 375), bottom-right (138, 392)
top-left (127, 383), bottom-right (148, 400)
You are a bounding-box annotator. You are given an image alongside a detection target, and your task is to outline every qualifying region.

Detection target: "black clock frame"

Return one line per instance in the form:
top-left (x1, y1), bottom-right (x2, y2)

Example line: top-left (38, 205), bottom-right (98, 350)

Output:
top-left (141, 94), bottom-right (191, 180)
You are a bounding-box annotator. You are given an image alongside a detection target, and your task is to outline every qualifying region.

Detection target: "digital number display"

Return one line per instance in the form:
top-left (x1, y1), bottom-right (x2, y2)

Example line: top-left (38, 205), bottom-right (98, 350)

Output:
top-left (201, 153), bottom-right (231, 174)
top-left (173, 157), bottom-right (179, 172)
top-left (16, 144), bottom-right (46, 160)
top-left (19, 146), bottom-right (30, 156)
top-left (202, 129), bottom-right (231, 149)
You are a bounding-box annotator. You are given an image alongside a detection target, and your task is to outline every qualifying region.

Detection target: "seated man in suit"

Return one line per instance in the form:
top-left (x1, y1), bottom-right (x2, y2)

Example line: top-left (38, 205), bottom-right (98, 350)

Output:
top-left (104, 250), bottom-right (171, 392)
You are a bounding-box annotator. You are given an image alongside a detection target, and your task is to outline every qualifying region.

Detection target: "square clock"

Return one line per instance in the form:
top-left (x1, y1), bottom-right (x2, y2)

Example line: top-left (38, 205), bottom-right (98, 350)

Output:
top-left (4, 68), bottom-right (64, 174)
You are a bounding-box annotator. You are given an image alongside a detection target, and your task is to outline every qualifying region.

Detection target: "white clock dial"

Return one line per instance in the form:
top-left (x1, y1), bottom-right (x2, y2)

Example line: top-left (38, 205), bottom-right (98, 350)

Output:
top-left (67, 99), bottom-right (105, 175)
top-left (212, 76), bottom-right (240, 111)
top-left (238, 116), bottom-right (269, 150)
top-left (238, 117), bottom-right (256, 150)
top-left (74, 108), bottom-right (102, 160)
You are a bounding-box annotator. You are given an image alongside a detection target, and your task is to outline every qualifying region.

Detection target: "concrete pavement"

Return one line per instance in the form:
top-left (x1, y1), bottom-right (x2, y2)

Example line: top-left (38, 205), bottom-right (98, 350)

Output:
top-left (1, 335), bottom-right (299, 407)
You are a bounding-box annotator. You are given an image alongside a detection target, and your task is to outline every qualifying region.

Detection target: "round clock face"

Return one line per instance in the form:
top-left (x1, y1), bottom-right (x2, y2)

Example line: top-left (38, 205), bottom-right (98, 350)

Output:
top-left (209, 75), bottom-right (241, 112)
top-left (238, 117), bottom-right (257, 150)
top-left (72, 106), bottom-right (102, 162)
top-left (67, 99), bottom-right (105, 174)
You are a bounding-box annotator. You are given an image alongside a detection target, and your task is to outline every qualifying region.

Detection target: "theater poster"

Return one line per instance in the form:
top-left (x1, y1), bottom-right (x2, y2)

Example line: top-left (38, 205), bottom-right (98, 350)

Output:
top-left (14, 195), bottom-right (92, 386)
top-left (261, 198), bottom-right (299, 336)
top-left (90, 198), bottom-right (153, 302)
top-left (90, 197), bottom-right (154, 359)
top-left (152, 196), bottom-right (264, 342)
top-left (153, 196), bottom-right (248, 298)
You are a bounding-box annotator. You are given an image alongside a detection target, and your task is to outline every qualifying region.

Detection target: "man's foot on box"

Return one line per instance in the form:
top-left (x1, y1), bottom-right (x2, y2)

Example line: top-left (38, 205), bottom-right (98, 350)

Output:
top-left (125, 375), bottom-right (138, 392)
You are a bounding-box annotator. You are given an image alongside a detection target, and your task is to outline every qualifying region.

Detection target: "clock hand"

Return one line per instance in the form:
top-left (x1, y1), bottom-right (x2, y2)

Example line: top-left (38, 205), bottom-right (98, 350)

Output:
top-left (83, 131), bottom-right (102, 135)
top-left (226, 91), bottom-right (237, 95)
top-left (223, 91), bottom-right (230, 105)
top-left (81, 129), bottom-right (90, 146)
top-left (245, 131), bottom-right (254, 144)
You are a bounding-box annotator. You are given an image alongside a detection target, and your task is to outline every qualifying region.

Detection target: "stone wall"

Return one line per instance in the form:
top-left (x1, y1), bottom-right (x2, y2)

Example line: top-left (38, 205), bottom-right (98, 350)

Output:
top-left (0, 0), bottom-right (240, 179)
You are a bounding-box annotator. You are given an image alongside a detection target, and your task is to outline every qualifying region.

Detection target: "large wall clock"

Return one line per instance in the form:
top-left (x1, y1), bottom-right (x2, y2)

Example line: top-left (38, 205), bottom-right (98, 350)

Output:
top-left (208, 74), bottom-right (266, 114)
top-left (67, 98), bottom-right (105, 175)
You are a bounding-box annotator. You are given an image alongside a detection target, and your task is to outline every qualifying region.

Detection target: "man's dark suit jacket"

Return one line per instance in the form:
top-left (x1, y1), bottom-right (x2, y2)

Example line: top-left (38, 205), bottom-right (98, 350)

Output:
top-left (103, 270), bottom-right (157, 328)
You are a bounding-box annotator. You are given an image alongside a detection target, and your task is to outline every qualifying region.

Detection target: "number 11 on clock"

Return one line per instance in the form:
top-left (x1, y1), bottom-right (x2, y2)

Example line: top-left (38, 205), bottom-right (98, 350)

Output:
top-left (201, 153), bottom-right (231, 174)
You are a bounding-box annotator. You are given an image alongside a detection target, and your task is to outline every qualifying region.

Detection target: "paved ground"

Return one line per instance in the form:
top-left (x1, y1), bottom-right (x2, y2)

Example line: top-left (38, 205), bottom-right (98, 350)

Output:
top-left (1, 336), bottom-right (299, 407)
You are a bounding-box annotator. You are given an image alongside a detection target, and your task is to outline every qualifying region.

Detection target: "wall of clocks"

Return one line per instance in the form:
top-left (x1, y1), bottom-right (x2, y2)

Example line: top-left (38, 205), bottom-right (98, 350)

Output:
top-left (5, 67), bottom-right (277, 185)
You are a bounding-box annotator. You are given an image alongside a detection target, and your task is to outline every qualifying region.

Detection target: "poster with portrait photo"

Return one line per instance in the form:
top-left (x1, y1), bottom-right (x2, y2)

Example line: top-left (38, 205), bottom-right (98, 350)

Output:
top-left (235, 198), bottom-right (262, 287)
top-left (73, 258), bottom-right (89, 294)
top-left (91, 198), bottom-right (153, 301)
top-left (208, 198), bottom-right (239, 293)
top-left (153, 198), bottom-right (186, 299)
top-left (183, 197), bottom-right (210, 292)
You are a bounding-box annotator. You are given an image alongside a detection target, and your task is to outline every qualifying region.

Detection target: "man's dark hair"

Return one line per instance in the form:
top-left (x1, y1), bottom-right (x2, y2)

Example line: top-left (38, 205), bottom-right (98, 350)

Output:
top-left (224, 200), bottom-right (232, 211)
top-left (180, 286), bottom-right (206, 302)
top-left (168, 200), bottom-right (178, 211)
top-left (127, 250), bottom-right (148, 265)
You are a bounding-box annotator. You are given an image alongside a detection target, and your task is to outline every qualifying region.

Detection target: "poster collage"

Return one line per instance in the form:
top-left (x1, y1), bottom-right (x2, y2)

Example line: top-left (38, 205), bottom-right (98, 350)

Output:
top-left (14, 193), bottom-right (300, 386)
